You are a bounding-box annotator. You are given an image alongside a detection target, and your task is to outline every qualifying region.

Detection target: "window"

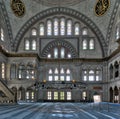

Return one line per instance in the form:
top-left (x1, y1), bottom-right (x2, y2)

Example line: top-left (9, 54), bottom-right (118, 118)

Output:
top-left (82, 28), bottom-right (88, 35)
top-left (82, 91), bottom-right (86, 100)
top-left (32, 40), bottom-right (36, 50)
top-left (47, 20), bottom-right (52, 35)
top-left (2, 63), bottom-right (5, 79)
top-left (25, 40), bottom-right (30, 50)
top-left (1, 28), bottom-right (4, 41)
top-left (67, 92), bottom-right (71, 100)
top-left (47, 54), bottom-right (51, 58)
top-left (48, 91), bottom-right (52, 100)
top-left (61, 48), bottom-right (65, 58)
top-left (66, 76), bottom-right (70, 81)
top-left (60, 92), bottom-right (64, 100)
top-left (48, 69), bottom-right (53, 81)
top-left (60, 68), bottom-right (64, 74)
top-left (48, 76), bottom-right (53, 81)
top-left (75, 23), bottom-right (80, 35)
top-left (67, 53), bottom-right (71, 58)
top-left (49, 69), bottom-right (52, 74)
top-left (89, 39), bottom-right (94, 50)
top-left (54, 18), bottom-right (59, 36)
top-left (26, 65), bottom-right (35, 79)
top-left (55, 76), bottom-right (59, 81)
top-left (66, 69), bottom-right (70, 81)
top-left (96, 70), bottom-right (100, 81)
top-left (60, 18), bottom-right (65, 35)
top-left (40, 23), bottom-right (44, 36)
top-left (54, 48), bottom-right (58, 58)
top-left (83, 39), bottom-right (87, 50)
top-left (18, 65), bottom-right (25, 79)
top-left (60, 76), bottom-right (64, 81)
top-left (83, 70), bottom-right (87, 81)
top-left (26, 92), bottom-right (29, 99)
top-left (116, 27), bottom-right (120, 40)
top-left (89, 70), bottom-right (94, 81)
top-left (31, 29), bottom-right (37, 36)
top-left (54, 92), bottom-right (58, 100)
top-left (55, 68), bottom-right (58, 74)
top-left (31, 92), bottom-right (34, 99)
top-left (67, 20), bottom-right (72, 35)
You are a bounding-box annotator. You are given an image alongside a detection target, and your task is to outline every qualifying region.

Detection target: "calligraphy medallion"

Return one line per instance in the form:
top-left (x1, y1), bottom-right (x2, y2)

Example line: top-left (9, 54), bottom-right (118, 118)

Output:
top-left (10, 0), bottom-right (25, 17)
top-left (95, 0), bottom-right (110, 16)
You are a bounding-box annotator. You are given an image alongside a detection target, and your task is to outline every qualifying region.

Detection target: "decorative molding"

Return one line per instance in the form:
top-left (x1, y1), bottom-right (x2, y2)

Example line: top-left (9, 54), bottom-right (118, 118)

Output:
top-left (41, 39), bottom-right (78, 58)
top-left (14, 7), bottom-right (107, 56)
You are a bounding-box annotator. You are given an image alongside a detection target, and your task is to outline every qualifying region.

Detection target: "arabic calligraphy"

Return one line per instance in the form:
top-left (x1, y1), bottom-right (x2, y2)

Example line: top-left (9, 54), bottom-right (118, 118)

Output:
top-left (11, 0), bottom-right (25, 17)
top-left (95, 0), bottom-right (110, 16)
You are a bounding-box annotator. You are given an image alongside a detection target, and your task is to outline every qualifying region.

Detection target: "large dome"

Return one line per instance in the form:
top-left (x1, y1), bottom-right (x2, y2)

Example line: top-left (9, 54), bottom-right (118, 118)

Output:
top-left (34, 0), bottom-right (84, 6)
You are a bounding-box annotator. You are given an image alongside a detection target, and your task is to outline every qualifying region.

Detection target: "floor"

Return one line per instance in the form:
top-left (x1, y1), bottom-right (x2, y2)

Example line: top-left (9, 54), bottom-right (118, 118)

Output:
top-left (0, 102), bottom-right (120, 119)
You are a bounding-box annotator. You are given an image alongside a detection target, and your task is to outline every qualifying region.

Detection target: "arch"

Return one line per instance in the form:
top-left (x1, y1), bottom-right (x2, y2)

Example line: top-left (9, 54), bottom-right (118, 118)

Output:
top-left (109, 87), bottom-right (113, 102)
top-left (114, 86), bottom-right (119, 103)
top-left (114, 61), bottom-right (119, 78)
top-left (11, 87), bottom-right (17, 102)
top-left (18, 87), bottom-right (25, 100)
top-left (41, 39), bottom-right (78, 58)
top-left (13, 7), bottom-right (106, 56)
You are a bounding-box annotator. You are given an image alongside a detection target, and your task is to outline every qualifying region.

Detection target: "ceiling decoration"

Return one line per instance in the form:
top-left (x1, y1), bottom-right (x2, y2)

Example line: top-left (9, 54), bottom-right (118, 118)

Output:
top-left (95, 0), bottom-right (110, 16)
top-left (34, 0), bottom-right (84, 6)
top-left (10, 0), bottom-right (25, 17)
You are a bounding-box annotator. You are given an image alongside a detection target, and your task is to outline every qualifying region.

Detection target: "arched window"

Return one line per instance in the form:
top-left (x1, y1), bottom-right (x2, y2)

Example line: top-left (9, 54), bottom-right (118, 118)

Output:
top-left (48, 69), bottom-right (53, 81)
top-left (26, 64), bottom-right (35, 80)
top-left (1, 28), bottom-right (4, 41)
top-left (47, 20), bottom-right (52, 35)
top-left (83, 70), bottom-right (87, 81)
top-left (18, 65), bottom-right (25, 79)
top-left (83, 39), bottom-right (87, 50)
top-left (110, 64), bottom-right (113, 79)
top-left (66, 69), bottom-right (70, 74)
top-left (89, 70), bottom-right (94, 81)
top-left (82, 28), bottom-right (88, 35)
top-left (32, 40), bottom-right (36, 50)
top-left (114, 62), bottom-right (119, 78)
top-left (40, 23), bottom-right (44, 36)
top-left (116, 27), bottom-right (120, 40)
top-left (31, 29), bottom-right (37, 36)
top-left (54, 48), bottom-right (58, 58)
top-left (54, 68), bottom-right (59, 81)
top-left (49, 69), bottom-right (52, 74)
top-left (61, 48), bottom-right (65, 58)
top-left (89, 39), bottom-right (94, 50)
top-left (47, 54), bottom-right (51, 58)
top-left (60, 18), bottom-right (65, 35)
top-left (74, 23), bottom-right (80, 35)
top-left (67, 53), bottom-right (71, 58)
top-left (55, 68), bottom-right (58, 74)
top-left (25, 40), bottom-right (30, 50)
top-left (67, 20), bottom-right (72, 35)
top-left (60, 68), bottom-right (64, 74)
top-left (54, 18), bottom-right (59, 36)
